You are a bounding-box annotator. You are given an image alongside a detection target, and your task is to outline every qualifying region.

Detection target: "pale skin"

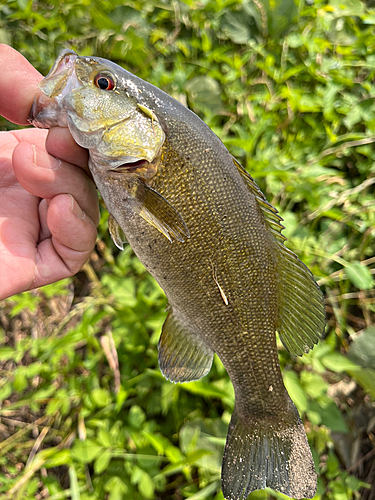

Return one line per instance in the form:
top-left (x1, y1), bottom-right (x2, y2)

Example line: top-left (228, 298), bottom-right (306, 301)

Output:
top-left (0, 44), bottom-right (100, 300)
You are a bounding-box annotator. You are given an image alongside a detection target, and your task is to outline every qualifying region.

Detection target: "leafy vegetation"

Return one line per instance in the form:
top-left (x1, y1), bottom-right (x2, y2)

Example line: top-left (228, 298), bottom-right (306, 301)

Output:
top-left (0, 0), bottom-right (375, 499)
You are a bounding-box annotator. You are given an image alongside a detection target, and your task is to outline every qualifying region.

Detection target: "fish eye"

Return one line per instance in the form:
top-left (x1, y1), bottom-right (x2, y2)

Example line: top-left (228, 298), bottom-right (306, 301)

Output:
top-left (94, 73), bottom-right (116, 91)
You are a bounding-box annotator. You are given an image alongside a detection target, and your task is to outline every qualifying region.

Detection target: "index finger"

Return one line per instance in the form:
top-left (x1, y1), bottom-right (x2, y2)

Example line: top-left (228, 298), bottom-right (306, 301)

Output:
top-left (0, 45), bottom-right (90, 172)
top-left (0, 44), bottom-right (42, 125)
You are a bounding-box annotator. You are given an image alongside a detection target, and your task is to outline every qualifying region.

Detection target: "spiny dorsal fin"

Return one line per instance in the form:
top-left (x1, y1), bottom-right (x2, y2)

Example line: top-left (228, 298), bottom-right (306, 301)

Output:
top-left (232, 157), bottom-right (325, 355)
top-left (108, 214), bottom-right (127, 250)
top-left (158, 310), bottom-right (214, 383)
top-left (232, 157), bottom-right (286, 241)
top-left (132, 183), bottom-right (190, 243)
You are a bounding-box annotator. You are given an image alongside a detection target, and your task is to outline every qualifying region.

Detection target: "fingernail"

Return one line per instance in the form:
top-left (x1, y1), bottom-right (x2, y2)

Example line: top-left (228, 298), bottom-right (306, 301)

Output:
top-left (69, 194), bottom-right (86, 220)
top-left (32, 145), bottom-right (61, 170)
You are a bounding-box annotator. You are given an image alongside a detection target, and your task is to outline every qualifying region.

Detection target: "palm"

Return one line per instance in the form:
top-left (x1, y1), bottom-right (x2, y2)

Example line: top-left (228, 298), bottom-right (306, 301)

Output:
top-left (0, 127), bottom-right (99, 300)
top-left (1, 129), bottom-right (49, 295)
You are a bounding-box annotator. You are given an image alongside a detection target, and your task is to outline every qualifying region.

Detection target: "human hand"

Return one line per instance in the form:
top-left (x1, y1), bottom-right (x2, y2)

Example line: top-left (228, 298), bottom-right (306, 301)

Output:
top-left (0, 45), bottom-right (100, 300)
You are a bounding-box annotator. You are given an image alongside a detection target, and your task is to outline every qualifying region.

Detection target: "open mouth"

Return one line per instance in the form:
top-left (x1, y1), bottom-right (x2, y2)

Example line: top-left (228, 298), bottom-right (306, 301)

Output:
top-left (110, 159), bottom-right (150, 173)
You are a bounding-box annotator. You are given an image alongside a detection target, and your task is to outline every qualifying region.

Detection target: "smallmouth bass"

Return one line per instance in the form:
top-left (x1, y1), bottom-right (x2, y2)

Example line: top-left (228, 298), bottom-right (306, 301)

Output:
top-left (30, 50), bottom-right (326, 499)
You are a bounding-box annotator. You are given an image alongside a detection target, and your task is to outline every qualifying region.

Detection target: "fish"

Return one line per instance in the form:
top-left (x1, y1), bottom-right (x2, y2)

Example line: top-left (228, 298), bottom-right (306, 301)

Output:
top-left (30, 49), bottom-right (326, 500)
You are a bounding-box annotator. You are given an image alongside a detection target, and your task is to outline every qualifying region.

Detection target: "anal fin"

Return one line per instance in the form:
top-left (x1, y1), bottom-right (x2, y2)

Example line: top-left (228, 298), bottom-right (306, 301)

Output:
top-left (158, 311), bottom-right (214, 383)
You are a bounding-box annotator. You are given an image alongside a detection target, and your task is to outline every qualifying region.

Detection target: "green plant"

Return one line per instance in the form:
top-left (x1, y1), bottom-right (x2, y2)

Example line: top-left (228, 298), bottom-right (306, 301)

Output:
top-left (0, 0), bottom-right (374, 499)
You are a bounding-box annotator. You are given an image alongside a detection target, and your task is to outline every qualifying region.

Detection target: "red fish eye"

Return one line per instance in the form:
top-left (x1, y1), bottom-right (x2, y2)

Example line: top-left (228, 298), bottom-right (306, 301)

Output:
top-left (94, 74), bottom-right (115, 90)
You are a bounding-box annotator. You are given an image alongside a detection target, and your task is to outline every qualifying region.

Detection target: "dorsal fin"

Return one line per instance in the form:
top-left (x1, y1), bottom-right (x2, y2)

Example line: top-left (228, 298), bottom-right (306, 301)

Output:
top-left (276, 242), bottom-right (326, 355)
top-left (233, 157), bottom-right (326, 355)
top-left (232, 157), bottom-right (286, 242)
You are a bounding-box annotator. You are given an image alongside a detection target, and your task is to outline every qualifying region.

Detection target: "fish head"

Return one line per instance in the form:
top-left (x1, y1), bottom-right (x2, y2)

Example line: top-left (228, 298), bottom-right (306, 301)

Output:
top-left (30, 50), bottom-right (165, 172)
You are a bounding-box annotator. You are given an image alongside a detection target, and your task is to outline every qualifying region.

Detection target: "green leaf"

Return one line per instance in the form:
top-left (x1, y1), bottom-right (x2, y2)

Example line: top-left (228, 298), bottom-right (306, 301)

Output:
top-left (138, 471), bottom-right (155, 498)
top-left (0, 347), bottom-right (17, 361)
top-left (345, 474), bottom-right (371, 492)
top-left (71, 439), bottom-right (102, 463)
top-left (105, 476), bottom-right (128, 500)
top-left (301, 372), bottom-right (328, 399)
top-left (69, 466), bottom-right (80, 500)
top-left (186, 449), bottom-right (213, 464)
top-left (185, 481), bottom-right (220, 500)
top-left (181, 381), bottom-right (230, 400)
top-left (94, 448), bottom-right (112, 474)
top-left (91, 388), bottom-right (112, 408)
top-left (98, 428), bottom-right (112, 447)
top-left (128, 405), bottom-right (146, 428)
top-left (185, 76), bottom-right (222, 113)
top-left (329, 0), bottom-right (364, 16)
top-left (220, 11), bottom-right (253, 45)
top-left (283, 370), bottom-right (307, 413)
top-left (9, 292), bottom-right (41, 316)
top-left (0, 384), bottom-right (12, 402)
top-left (45, 450), bottom-right (71, 469)
top-left (161, 383), bottom-right (177, 414)
top-left (321, 353), bottom-right (360, 373)
top-left (143, 431), bottom-right (168, 454)
top-left (102, 275), bottom-right (137, 307)
top-left (13, 370), bottom-right (28, 392)
top-left (348, 326), bottom-right (375, 369)
top-left (349, 369), bottom-right (375, 398)
top-left (345, 261), bottom-right (374, 290)
top-left (308, 400), bottom-right (348, 433)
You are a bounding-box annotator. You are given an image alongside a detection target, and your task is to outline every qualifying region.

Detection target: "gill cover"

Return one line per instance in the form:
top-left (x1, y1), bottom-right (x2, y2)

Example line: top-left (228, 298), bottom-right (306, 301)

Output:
top-left (30, 50), bottom-right (188, 243)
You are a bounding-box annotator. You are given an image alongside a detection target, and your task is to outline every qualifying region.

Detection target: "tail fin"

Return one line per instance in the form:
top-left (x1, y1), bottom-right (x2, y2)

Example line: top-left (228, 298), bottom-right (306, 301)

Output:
top-left (221, 403), bottom-right (316, 500)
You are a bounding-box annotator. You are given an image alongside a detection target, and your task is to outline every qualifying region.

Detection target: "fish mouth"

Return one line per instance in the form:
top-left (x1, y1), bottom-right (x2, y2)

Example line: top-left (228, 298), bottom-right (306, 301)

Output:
top-left (41, 49), bottom-right (79, 99)
top-left (29, 49), bottom-right (164, 175)
top-left (29, 49), bottom-right (80, 128)
top-left (110, 159), bottom-right (150, 173)
top-left (108, 155), bottom-right (160, 180)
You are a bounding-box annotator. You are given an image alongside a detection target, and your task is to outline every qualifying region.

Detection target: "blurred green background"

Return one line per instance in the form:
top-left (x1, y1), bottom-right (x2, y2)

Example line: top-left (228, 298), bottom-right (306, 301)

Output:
top-left (0, 0), bottom-right (374, 499)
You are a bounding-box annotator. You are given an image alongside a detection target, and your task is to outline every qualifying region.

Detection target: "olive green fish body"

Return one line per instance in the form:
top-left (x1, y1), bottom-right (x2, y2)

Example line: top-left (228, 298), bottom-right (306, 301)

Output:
top-left (100, 135), bottom-right (282, 404)
top-left (30, 51), bottom-right (326, 500)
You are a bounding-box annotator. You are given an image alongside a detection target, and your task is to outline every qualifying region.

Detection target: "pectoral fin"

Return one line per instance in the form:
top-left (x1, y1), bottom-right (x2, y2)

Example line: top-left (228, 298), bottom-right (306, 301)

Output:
top-left (108, 214), bottom-right (127, 250)
top-left (131, 183), bottom-right (190, 243)
top-left (158, 310), bottom-right (214, 382)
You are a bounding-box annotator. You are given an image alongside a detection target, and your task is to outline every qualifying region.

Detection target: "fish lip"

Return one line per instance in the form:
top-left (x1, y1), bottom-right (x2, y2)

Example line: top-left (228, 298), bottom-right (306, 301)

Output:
top-left (28, 49), bottom-right (80, 128)
top-left (45, 49), bottom-right (78, 80)
top-left (28, 93), bottom-right (43, 127)
top-left (109, 159), bottom-right (150, 173)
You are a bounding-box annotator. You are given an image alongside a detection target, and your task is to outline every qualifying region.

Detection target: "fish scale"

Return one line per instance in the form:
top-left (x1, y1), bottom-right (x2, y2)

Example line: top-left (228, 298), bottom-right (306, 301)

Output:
top-left (30, 49), bottom-right (326, 500)
top-left (125, 139), bottom-right (291, 429)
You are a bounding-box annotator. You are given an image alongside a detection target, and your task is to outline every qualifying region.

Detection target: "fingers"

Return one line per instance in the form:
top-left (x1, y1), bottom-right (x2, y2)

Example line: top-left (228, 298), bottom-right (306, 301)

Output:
top-left (0, 46), bottom-right (88, 174)
top-left (0, 44), bottom-right (42, 125)
top-left (33, 194), bottom-right (97, 286)
top-left (11, 127), bottom-right (90, 176)
top-left (7, 128), bottom-right (48, 151)
top-left (0, 46), bottom-right (90, 178)
top-left (46, 127), bottom-right (90, 173)
top-left (12, 141), bottom-right (100, 225)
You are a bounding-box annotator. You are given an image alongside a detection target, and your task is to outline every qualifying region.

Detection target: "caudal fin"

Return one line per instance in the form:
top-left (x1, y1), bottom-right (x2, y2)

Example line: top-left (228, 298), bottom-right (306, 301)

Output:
top-left (221, 404), bottom-right (316, 500)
